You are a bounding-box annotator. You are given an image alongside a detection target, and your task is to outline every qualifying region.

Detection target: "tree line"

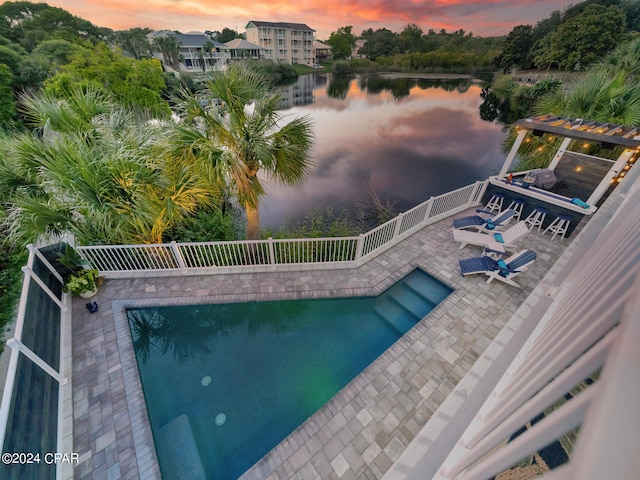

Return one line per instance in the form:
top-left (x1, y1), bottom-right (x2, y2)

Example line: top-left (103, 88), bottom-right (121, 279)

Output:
top-left (326, 24), bottom-right (503, 72)
top-left (495, 0), bottom-right (639, 72)
top-left (324, 0), bottom-right (639, 74)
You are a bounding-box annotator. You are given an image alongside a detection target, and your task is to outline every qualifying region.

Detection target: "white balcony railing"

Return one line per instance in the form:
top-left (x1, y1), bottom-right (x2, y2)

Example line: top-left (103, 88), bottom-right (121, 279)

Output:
top-left (77, 181), bottom-right (487, 275)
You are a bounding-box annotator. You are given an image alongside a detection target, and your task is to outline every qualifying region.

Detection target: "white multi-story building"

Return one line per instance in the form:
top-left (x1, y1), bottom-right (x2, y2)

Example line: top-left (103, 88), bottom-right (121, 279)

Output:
top-left (245, 21), bottom-right (315, 66)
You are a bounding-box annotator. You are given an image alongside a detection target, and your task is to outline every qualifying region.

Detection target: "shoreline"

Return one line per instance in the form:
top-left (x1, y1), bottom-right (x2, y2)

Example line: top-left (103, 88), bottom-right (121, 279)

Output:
top-left (377, 72), bottom-right (473, 79)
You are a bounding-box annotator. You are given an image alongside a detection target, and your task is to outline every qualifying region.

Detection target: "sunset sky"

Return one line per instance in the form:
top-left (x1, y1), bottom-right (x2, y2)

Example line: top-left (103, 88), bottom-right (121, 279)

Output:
top-left (44, 0), bottom-right (579, 39)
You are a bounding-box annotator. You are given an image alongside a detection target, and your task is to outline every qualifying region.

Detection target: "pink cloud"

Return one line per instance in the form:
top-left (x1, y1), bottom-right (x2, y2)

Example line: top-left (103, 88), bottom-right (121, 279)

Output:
top-left (47, 0), bottom-right (577, 38)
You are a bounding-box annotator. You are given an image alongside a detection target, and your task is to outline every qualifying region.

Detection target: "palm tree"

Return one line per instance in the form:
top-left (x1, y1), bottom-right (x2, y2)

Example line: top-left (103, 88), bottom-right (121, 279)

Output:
top-left (535, 37), bottom-right (640, 125)
top-left (171, 64), bottom-right (314, 239)
top-left (535, 69), bottom-right (640, 125)
top-left (202, 40), bottom-right (215, 71)
top-left (153, 35), bottom-right (181, 70)
top-left (601, 37), bottom-right (640, 77)
top-left (0, 86), bottom-right (219, 245)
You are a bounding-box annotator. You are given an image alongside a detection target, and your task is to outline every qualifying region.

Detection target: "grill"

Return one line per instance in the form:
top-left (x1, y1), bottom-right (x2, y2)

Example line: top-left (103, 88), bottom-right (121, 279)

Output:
top-left (529, 168), bottom-right (557, 189)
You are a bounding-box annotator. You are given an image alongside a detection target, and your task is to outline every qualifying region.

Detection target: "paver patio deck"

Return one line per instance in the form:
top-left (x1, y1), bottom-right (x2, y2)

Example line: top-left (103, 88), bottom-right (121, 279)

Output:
top-left (71, 209), bottom-right (582, 480)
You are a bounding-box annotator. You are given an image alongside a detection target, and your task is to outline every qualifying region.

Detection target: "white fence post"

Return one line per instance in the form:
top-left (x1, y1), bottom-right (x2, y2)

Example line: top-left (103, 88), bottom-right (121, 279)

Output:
top-left (473, 180), bottom-right (489, 204)
top-left (355, 233), bottom-right (364, 264)
top-left (268, 237), bottom-right (276, 265)
top-left (170, 241), bottom-right (188, 270)
top-left (423, 197), bottom-right (434, 223)
top-left (393, 213), bottom-right (404, 239)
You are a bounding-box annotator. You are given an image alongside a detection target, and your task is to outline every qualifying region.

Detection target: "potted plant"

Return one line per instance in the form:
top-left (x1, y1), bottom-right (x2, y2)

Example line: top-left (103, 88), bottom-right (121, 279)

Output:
top-left (63, 268), bottom-right (100, 298)
top-left (55, 244), bottom-right (102, 297)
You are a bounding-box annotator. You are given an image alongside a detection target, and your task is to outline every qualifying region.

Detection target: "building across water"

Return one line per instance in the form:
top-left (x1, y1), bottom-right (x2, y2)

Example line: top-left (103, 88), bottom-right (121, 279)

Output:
top-left (245, 21), bottom-right (316, 66)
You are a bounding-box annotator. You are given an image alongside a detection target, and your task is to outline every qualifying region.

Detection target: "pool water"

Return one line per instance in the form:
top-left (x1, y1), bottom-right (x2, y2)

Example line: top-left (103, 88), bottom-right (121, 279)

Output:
top-left (127, 269), bottom-right (452, 479)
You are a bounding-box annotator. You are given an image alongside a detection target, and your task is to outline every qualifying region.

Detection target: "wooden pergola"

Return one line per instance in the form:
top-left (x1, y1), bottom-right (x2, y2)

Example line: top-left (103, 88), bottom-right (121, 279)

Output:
top-left (494, 114), bottom-right (640, 214)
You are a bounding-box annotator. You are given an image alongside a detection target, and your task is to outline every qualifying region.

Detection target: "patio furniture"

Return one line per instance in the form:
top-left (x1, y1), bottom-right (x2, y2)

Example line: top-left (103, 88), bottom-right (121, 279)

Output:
top-left (453, 221), bottom-right (529, 252)
top-left (524, 206), bottom-right (549, 231)
top-left (453, 208), bottom-right (516, 232)
top-left (544, 214), bottom-right (572, 241)
top-left (485, 192), bottom-right (505, 213)
top-left (459, 249), bottom-right (537, 288)
top-left (507, 198), bottom-right (526, 221)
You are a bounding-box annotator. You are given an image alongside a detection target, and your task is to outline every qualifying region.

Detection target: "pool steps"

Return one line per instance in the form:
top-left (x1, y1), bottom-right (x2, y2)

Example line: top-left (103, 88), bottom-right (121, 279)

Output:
top-left (389, 286), bottom-right (436, 319)
top-left (157, 414), bottom-right (206, 480)
top-left (373, 298), bottom-right (417, 334)
top-left (373, 270), bottom-right (451, 335)
top-left (402, 273), bottom-right (453, 306)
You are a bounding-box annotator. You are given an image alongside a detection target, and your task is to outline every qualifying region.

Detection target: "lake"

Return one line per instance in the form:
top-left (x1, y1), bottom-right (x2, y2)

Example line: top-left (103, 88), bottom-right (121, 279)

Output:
top-left (259, 73), bottom-right (507, 229)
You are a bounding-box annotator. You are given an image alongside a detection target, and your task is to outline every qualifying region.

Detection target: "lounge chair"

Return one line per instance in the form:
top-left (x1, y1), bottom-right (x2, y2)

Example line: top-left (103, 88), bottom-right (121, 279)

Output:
top-left (453, 208), bottom-right (516, 232)
top-left (459, 249), bottom-right (537, 287)
top-left (452, 221), bottom-right (529, 252)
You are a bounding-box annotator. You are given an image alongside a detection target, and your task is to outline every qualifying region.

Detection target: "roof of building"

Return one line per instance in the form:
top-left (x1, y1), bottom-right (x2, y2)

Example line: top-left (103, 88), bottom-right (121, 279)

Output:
top-left (313, 40), bottom-right (329, 49)
top-left (147, 30), bottom-right (225, 49)
top-left (516, 114), bottom-right (640, 149)
top-left (246, 21), bottom-right (315, 32)
top-left (225, 39), bottom-right (264, 50)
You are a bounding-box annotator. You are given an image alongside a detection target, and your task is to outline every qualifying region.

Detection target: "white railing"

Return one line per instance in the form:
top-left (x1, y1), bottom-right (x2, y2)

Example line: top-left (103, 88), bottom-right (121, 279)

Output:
top-left (77, 181), bottom-right (487, 275)
top-left (434, 174), bottom-right (640, 480)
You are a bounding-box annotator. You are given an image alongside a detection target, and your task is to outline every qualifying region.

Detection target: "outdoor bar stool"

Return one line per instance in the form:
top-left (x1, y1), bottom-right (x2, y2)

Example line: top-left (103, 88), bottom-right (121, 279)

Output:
top-left (544, 214), bottom-right (572, 241)
top-left (507, 198), bottom-right (526, 221)
top-left (485, 192), bottom-right (505, 214)
top-left (524, 206), bottom-right (548, 232)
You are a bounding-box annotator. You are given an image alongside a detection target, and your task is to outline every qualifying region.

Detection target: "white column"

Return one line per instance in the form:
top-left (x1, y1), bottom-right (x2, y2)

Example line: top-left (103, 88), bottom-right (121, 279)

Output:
top-left (498, 129), bottom-right (528, 178)
top-left (586, 148), bottom-right (635, 205)
top-left (548, 137), bottom-right (572, 170)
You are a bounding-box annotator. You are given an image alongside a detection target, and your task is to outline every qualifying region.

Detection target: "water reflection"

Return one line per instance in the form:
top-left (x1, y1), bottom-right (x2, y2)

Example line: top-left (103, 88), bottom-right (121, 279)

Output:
top-left (260, 73), bottom-right (507, 229)
top-left (127, 301), bottom-right (306, 363)
top-left (358, 76), bottom-right (473, 99)
top-left (279, 74), bottom-right (317, 108)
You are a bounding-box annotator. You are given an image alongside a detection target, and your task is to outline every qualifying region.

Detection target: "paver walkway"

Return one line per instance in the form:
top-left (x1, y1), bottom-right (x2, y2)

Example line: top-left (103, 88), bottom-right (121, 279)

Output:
top-left (71, 210), bottom-right (579, 480)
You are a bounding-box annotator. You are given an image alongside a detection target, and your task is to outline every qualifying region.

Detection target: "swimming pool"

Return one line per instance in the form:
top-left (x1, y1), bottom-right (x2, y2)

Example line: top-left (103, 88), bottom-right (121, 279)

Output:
top-left (127, 269), bottom-right (452, 479)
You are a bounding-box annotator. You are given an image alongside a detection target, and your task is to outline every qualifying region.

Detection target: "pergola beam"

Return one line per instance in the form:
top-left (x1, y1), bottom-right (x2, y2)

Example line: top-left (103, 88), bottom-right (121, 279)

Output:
top-left (587, 149), bottom-right (636, 205)
top-left (516, 116), bottom-right (640, 149)
top-left (498, 129), bottom-right (528, 178)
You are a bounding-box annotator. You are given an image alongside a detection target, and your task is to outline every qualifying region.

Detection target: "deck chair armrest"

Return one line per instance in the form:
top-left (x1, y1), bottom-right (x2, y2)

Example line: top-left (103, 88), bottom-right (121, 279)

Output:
top-left (483, 247), bottom-right (505, 259)
top-left (475, 208), bottom-right (493, 217)
top-left (498, 268), bottom-right (521, 278)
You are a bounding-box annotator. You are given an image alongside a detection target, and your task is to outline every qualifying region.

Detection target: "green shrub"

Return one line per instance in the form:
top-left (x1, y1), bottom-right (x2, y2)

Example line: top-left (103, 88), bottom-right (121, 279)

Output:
top-left (248, 60), bottom-right (298, 86)
top-left (163, 206), bottom-right (242, 242)
top-left (265, 208), bottom-right (364, 239)
top-left (332, 60), bottom-right (352, 74)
